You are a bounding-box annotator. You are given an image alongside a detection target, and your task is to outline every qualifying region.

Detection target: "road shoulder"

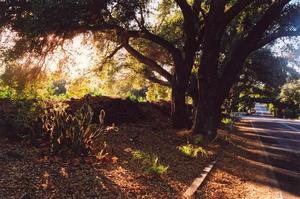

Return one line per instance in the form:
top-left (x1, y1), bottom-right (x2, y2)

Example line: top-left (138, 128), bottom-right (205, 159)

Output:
top-left (196, 119), bottom-right (281, 199)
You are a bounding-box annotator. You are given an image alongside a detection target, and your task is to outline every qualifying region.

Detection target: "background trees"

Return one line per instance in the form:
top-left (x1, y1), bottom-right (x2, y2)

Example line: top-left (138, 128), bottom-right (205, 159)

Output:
top-left (223, 49), bottom-right (299, 117)
top-left (279, 79), bottom-right (300, 118)
top-left (1, 0), bottom-right (300, 140)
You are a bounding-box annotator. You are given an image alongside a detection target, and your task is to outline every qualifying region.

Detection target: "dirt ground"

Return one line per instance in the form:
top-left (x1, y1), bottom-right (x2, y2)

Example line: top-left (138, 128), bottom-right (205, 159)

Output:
top-left (0, 97), bottom-right (221, 199)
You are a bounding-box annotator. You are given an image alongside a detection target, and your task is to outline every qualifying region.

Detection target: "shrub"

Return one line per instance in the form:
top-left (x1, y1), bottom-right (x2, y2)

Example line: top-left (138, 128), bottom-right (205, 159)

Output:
top-left (178, 144), bottom-right (207, 158)
top-left (42, 102), bottom-right (69, 153)
top-left (126, 94), bottom-right (145, 103)
top-left (1, 99), bottom-right (44, 139)
top-left (42, 97), bottom-right (115, 155)
top-left (131, 150), bottom-right (169, 175)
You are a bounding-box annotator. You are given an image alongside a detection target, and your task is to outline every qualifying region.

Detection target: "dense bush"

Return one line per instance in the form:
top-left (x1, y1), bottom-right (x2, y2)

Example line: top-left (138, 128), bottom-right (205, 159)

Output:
top-left (0, 99), bottom-right (44, 139)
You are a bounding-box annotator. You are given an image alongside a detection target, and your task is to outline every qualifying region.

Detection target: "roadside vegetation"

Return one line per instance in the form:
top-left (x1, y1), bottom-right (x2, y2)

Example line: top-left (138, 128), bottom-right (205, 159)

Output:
top-left (0, 0), bottom-right (300, 198)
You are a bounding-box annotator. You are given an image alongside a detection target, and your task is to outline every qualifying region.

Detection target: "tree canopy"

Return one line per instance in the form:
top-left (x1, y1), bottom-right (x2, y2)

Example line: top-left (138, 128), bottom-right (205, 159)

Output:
top-left (1, 0), bottom-right (300, 139)
top-left (280, 79), bottom-right (300, 107)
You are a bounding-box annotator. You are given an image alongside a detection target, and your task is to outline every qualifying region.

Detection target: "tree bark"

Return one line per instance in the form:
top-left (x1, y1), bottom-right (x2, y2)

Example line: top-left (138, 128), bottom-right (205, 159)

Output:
top-left (190, 1), bottom-right (227, 139)
top-left (171, 71), bottom-right (189, 129)
top-left (192, 78), bottom-right (222, 141)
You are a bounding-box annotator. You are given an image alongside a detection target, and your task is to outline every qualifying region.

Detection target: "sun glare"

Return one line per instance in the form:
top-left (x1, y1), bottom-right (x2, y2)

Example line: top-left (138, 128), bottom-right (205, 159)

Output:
top-left (45, 34), bottom-right (99, 80)
top-left (0, 29), bottom-right (100, 80)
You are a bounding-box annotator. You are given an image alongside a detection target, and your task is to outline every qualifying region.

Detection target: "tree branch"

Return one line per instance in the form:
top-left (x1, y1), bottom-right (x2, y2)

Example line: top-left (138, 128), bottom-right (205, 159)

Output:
top-left (89, 24), bottom-right (183, 63)
top-left (222, 0), bottom-right (253, 27)
top-left (174, 0), bottom-right (201, 72)
top-left (175, 0), bottom-right (193, 19)
top-left (101, 44), bottom-right (123, 65)
top-left (143, 69), bottom-right (171, 87)
top-left (122, 40), bottom-right (173, 83)
top-left (219, 0), bottom-right (291, 99)
top-left (255, 29), bottom-right (300, 49)
top-left (192, 0), bottom-right (202, 16)
top-left (246, 0), bottom-right (291, 50)
top-left (126, 29), bottom-right (182, 58)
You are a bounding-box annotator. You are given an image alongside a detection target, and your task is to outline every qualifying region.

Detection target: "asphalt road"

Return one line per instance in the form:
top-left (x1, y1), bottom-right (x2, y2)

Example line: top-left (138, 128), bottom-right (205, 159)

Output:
top-left (246, 116), bottom-right (300, 198)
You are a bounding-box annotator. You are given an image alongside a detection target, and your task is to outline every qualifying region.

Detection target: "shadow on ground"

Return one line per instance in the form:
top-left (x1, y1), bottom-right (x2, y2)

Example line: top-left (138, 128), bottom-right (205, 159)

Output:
top-left (217, 118), bottom-right (300, 198)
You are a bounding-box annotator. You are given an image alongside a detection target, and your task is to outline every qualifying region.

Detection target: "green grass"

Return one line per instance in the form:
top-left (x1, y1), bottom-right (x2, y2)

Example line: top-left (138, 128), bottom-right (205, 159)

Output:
top-left (131, 150), bottom-right (169, 175)
top-left (132, 150), bottom-right (148, 160)
top-left (178, 144), bottom-right (207, 158)
top-left (146, 157), bottom-right (169, 175)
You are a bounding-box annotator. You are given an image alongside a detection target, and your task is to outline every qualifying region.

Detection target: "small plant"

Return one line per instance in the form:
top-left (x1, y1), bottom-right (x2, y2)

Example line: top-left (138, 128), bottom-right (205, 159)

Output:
top-left (126, 94), bottom-right (138, 102)
top-left (42, 102), bottom-right (69, 153)
top-left (42, 96), bottom-right (116, 155)
top-left (132, 150), bottom-right (149, 160)
top-left (131, 150), bottom-right (169, 175)
top-left (178, 143), bottom-right (208, 158)
top-left (223, 135), bottom-right (232, 143)
top-left (221, 117), bottom-right (233, 128)
top-left (96, 142), bottom-right (109, 161)
top-left (0, 85), bottom-right (15, 99)
top-left (146, 157), bottom-right (169, 175)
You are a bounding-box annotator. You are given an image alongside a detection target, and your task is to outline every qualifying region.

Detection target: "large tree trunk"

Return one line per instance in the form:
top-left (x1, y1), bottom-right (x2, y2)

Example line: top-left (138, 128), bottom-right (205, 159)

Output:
top-left (192, 80), bottom-right (222, 141)
top-left (171, 72), bottom-right (188, 129)
top-left (190, 3), bottom-right (225, 139)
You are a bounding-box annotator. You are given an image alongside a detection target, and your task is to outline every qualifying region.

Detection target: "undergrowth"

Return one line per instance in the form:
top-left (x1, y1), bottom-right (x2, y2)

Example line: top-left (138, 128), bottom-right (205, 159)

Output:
top-left (42, 96), bottom-right (117, 156)
top-left (131, 150), bottom-right (169, 175)
top-left (178, 143), bottom-right (208, 158)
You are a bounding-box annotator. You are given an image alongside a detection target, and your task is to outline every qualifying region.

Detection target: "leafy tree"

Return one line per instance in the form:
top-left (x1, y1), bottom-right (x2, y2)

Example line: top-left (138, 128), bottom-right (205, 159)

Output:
top-left (279, 79), bottom-right (300, 117)
top-left (0, 80), bottom-right (15, 98)
top-left (224, 49), bottom-right (299, 116)
top-left (1, 0), bottom-right (300, 140)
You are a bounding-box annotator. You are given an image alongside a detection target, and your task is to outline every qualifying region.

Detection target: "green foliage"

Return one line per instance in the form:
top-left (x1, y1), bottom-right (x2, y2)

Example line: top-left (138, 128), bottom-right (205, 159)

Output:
top-left (267, 103), bottom-right (275, 115)
top-left (42, 97), bottom-right (114, 155)
top-left (146, 83), bottom-right (171, 102)
top-left (146, 157), bottom-right (169, 175)
top-left (131, 150), bottom-right (168, 175)
top-left (0, 0), bottom-right (140, 58)
top-left (223, 135), bottom-right (231, 143)
top-left (221, 117), bottom-right (232, 125)
top-left (0, 84), bottom-right (15, 99)
top-left (132, 150), bottom-right (148, 160)
top-left (223, 49), bottom-right (299, 116)
top-left (0, 61), bottom-right (51, 99)
top-left (279, 79), bottom-right (300, 107)
top-left (1, 99), bottom-right (44, 139)
top-left (126, 93), bottom-right (146, 103)
top-left (178, 144), bottom-right (207, 158)
top-left (278, 79), bottom-right (300, 118)
top-left (66, 78), bottom-right (95, 99)
top-left (221, 117), bottom-right (233, 129)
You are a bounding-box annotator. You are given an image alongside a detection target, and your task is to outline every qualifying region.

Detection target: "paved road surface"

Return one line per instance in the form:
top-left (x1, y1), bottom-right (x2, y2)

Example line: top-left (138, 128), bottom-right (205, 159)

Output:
top-left (245, 116), bottom-right (300, 198)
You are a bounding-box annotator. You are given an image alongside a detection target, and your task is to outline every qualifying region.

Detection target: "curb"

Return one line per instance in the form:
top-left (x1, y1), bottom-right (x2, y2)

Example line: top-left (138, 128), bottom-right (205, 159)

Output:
top-left (182, 119), bottom-right (237, 199)
top-left (182, 159), bottom-right (217, 199)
